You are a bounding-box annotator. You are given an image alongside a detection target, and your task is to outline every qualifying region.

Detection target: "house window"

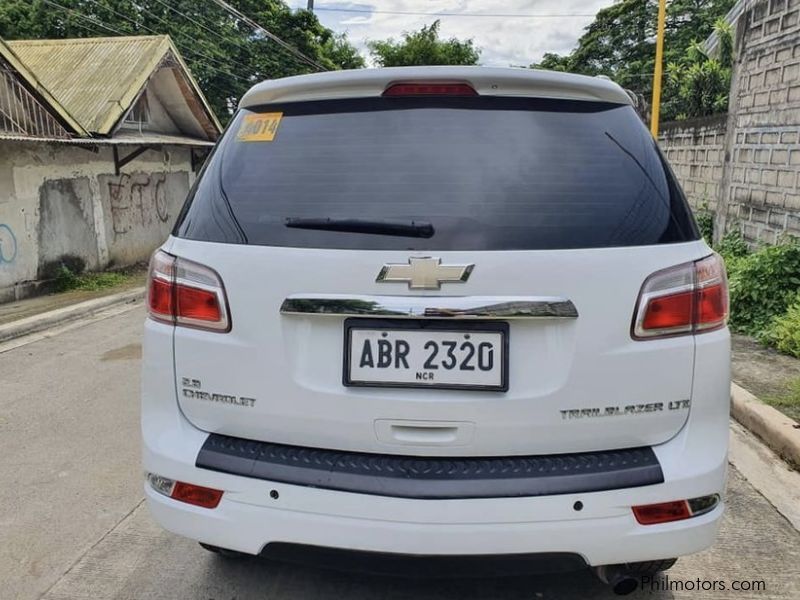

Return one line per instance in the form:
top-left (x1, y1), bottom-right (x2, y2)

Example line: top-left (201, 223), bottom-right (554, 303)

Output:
top-left (125, 92), bottom-right (150, 125)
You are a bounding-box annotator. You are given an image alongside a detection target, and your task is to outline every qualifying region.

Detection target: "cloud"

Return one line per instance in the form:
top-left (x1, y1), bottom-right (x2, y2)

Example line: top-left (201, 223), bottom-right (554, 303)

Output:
top-left (290, 0), bottom-right (615, 66)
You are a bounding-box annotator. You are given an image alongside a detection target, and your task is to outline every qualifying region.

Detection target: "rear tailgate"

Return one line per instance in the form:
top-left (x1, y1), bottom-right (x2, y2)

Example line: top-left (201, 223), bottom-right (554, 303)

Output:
top-left (168, 91), bottom-right (703, 457)
top-left (170, 237), bottom-right (704, 456)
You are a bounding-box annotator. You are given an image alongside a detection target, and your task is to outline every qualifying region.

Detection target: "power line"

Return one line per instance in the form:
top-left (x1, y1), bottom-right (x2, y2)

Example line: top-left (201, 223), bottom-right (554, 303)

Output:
top-left (150, 0), bottom-right (320, 73)
top-left (206, 0), bottom-right (327, 71)
top-left (82, 0), bottom-right (255, 81)
top-left (312, 6), bottom-right (596, 18)
top-left (40, 0), bottom-right (120, 35)
top-left (38, 0), bottom-right (252, 95)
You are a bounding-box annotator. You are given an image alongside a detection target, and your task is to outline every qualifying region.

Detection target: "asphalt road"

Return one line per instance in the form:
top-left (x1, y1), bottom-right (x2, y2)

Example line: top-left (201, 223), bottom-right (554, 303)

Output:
top-left (2, 303), bottom-right (799, 600)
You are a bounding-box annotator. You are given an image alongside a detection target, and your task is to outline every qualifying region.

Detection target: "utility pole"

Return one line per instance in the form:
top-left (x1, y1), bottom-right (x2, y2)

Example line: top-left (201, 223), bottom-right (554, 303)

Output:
top-left (307, 0), bottom-right (314, 11)
top-left (650, 0), bottom-right (667, 137)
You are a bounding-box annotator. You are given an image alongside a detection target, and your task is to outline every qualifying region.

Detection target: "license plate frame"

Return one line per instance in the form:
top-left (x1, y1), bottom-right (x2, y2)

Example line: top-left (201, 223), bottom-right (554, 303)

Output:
top-left (343, 318), bottom-right (509, 392)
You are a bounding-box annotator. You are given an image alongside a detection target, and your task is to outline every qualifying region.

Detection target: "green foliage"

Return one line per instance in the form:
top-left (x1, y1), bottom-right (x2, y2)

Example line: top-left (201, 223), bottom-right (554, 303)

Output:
top-left (530, 0), bottom-right (734, 121)
top-left (663, 20), bottom-right (733, 119)
top-left (0, 0), bottom-right (365, 122)
top-left (694, 203), bottom-right (714, 243)
top-left (761, 294), bottom-right (800, 359)
top-left (726, 239), bottom-right (800, 335)
top-left (54, 264), bottom-right (130, 292)
top-left (716, 228), bottom-right (749, 261)
top-left (367, 20), bottom-right (480, 67)
top-left (761, 376), bottom-right (800, 423)
top-left (54, 264), bottom-right (80, 292)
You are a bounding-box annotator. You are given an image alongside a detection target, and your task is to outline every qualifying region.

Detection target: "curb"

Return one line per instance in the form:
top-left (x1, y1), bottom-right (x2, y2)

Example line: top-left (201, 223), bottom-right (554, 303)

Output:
top-left (0, 287), bottom-right (145, 344)
top-left (731, 382), bottom-right (800, 469)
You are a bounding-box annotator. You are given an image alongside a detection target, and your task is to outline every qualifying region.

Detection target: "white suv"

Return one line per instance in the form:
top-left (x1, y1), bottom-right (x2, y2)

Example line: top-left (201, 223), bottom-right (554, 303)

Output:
top-left (141, 67), bottom-right (730, 589)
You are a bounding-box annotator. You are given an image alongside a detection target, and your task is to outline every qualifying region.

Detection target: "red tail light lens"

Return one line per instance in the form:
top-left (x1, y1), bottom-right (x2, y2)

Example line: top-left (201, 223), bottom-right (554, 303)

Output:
top-left (170, 481), bottom-right (224, 509)
top-left (632, 500), bottom-right (691, 525)
top-left (383, 82), bottom-right (478, 96)
top-left (147, 271), bottom-right (174, 320)
top-left (177, 284), bottom-right (222, 322)
top-left (632, 254), bottom-right (728, 339)
top-left (633, 494), bottom-right (720, 525)
top-left (147, 250), bottom-right (230, 332)
top-left (640, 290), bottom-right (694, 331)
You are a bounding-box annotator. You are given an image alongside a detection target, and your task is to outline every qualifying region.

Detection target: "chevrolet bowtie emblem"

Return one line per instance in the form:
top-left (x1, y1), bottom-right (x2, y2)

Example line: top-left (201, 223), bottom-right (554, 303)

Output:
top-left (376, 257), bottom-right (474, 290)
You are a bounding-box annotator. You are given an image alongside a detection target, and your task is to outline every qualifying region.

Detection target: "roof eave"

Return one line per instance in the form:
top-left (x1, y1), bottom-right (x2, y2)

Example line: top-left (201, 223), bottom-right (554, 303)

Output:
top-left (0, 39), bottom-right (88, 136)
top-left (102, 37), bottom-right (221, 139)
top-left (164, 37), bottom-right (222, 136)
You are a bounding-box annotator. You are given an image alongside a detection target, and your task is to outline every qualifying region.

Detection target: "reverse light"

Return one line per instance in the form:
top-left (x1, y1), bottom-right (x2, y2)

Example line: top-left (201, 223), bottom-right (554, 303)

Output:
top-left (146, 473), bottom-right (224, 509)
top-left (147, 250), bottom-right (230, 332)
top-left (382, 82), bottom-right (478, 96)
top-left (632, 254), bottom-right (728, 339)
top-left (633, 494), bottom-right (720, 525)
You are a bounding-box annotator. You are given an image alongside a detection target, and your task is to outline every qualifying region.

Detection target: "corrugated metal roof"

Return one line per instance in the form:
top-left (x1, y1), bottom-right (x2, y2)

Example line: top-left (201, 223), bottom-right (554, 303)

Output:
top-left (0, 38), bottom-right (86, 135)
top-left (7, 36), bottom-right (168, 134)
top-left (6, 35), bottom-right (221, 136)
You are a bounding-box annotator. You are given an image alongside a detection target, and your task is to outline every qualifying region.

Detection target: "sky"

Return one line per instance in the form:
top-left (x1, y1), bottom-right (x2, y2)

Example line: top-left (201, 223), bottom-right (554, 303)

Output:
top-left (287, 1), bottom-right (617, 67)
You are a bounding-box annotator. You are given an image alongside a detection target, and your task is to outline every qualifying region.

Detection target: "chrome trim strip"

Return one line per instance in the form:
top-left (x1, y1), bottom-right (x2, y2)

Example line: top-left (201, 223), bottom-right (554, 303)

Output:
top-left (280, 295), bottom-right (578, 319)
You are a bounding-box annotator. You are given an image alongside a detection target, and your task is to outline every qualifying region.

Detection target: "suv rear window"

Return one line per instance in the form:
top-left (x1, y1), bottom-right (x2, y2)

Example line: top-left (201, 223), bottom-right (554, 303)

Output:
top-left (174, 96), bottom-right (698, 250)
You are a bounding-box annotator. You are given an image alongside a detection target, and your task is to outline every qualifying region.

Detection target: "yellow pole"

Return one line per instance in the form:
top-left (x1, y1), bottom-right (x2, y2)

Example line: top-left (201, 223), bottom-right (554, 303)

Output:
top-left (650, 0), bottom-right (667, 137)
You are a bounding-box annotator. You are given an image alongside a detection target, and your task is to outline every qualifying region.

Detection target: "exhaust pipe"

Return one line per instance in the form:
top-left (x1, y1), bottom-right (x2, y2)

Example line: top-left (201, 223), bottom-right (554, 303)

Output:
top-left (593, 565), bottom-right (639, 596)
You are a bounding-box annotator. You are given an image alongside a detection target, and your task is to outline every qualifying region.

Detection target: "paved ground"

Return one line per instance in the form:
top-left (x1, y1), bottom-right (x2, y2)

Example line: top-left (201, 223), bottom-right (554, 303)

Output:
top-left (0, 269), bottom-right (145, 326)
top-left (2, 305), bottom-right (799, 600)
top-left (731, 334), bottom-right (800, 422)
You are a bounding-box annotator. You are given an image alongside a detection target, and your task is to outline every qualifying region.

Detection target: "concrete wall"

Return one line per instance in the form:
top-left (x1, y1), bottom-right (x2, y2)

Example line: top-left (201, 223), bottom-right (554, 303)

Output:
top-left (658, 0), bottom-right (800, 245)
top-left (659, 115), bottom-right (728, 212)
top-left (719, 0), bottom-right (800, 244)
top-left (0, 141), bottom-right (194, 301)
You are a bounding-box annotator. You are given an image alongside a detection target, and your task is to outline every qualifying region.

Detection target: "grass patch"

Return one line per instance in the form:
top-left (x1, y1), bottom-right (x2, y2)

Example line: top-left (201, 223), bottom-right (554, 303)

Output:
top-left (54, 265), bottom-right (132, 293)
top-left (763, 377), bottom-right (800, 423)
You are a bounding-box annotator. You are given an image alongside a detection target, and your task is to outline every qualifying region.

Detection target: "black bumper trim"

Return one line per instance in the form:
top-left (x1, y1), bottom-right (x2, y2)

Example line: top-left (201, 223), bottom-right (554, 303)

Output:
top-left (196, 434), bottom-right (664, 499)
top-left (260, 543), bottom-right (588, 577)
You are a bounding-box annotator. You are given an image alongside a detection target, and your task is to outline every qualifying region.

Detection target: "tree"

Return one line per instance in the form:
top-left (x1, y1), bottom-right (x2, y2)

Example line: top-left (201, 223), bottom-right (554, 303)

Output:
top-left (664, 19), bottom-right (734, 119)
top-left (530, 0), bottom-right (734, 120)
top-left (367, 20), bottom-right (480, 67)
top-left (0, 0), bottom-right (365, 122)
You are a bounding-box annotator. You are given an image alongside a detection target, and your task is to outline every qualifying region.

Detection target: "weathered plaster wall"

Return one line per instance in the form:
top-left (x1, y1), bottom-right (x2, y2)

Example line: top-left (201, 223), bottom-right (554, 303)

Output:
top-left (0, 141), bottom-right (195, 301)
top-left (98, 170), bottom-right (189, 266)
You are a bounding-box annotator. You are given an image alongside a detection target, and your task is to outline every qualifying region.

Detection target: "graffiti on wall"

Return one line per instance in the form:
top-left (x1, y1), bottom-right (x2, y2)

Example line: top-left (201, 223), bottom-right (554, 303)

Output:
top-left (107, 173), bottom-right (170, 235)
top-left (98, 170), bottom-right (189, 265)
top-left (0, 223), bottom-right (17, 264)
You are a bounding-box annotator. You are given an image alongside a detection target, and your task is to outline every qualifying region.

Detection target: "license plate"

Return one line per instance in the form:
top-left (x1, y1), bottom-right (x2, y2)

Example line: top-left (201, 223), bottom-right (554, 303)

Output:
top-left (343, 319), bottom-right (508, 391)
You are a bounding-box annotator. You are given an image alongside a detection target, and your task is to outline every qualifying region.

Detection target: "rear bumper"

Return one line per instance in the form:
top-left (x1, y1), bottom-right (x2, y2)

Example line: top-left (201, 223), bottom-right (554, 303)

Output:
top-left (141, 323), bottom-right (730, 566)
top-left (145, 481), bottom-right (723, 565)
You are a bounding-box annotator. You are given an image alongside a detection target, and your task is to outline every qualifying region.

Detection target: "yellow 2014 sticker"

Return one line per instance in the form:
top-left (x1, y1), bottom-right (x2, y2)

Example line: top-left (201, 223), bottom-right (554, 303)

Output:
top-left (237, 112), bottom-right (283, 142)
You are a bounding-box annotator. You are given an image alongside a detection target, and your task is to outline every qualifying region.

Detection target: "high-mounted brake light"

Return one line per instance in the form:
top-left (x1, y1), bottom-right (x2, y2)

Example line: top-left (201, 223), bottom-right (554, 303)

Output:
top-left (147, 250), bottom-right (230, 332)
top-left (632, 254), bottom-right (728, 340)
top-left (382, 82), bottom-right (478, 97)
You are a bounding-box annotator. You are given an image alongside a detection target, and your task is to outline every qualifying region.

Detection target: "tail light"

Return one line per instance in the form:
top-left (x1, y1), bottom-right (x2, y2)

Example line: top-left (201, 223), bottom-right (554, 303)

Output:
top-left (146, 473), bottom-right (223, 509)
top-left (633, 494), bottom-right (720, 525)
top-left (632, 500), bottom-right (691, 525)
top-left (147, 250), bottom-right (230, 332)
top-left (383, 82), bottom-right (478, 96)
top-left (632, 254), bottom-right (728, 340)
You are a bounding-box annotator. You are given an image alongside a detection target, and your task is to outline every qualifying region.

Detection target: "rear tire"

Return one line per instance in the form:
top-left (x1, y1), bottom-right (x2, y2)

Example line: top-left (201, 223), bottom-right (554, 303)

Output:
top-left (624, 558), bottom-right (678, 575)
top-left (199, 542), bottom-right (248, 559)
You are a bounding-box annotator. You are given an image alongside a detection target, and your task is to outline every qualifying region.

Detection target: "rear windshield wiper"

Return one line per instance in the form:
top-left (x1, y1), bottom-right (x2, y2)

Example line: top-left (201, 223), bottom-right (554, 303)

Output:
top-left (285, 217), bottom-right (434, 238)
